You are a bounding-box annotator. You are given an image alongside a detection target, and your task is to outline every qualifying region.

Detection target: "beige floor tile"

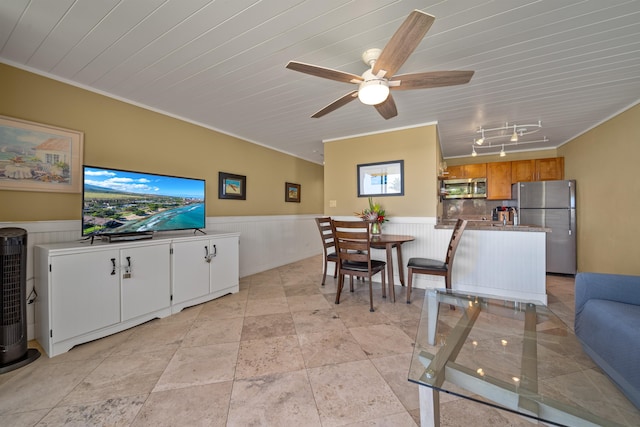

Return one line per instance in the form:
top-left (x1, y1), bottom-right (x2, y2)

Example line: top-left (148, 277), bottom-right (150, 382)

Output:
top-left (0, 409), bottom-right (49, 427)
top-left (349, 323), bottom-right (415, 358)
top-left (235, 335), bottom-right (305, 379)
top-left (291, 308), bottom-right (344, 334)
top-left (227, 370), bottom-right (321, 427)
top-left (308, 359), bottom-right (405, 427)
top-left (197, 294), bottom-right (247, 320)
top-left (244, 296), bottom-right (290, 317)
top-left (284, 283), bottom-right (322, 296)
top-left (241, 312), bottom-right (296, 341)
top-left (111, 318), bottom-right (190, 356)
top-left (0, 358), bottom-right (101, 414)
top-left (182, 316), bottom-right (243, 347)
top-left (60, 347), bottom-right (175, 406)
top-left (287, 293), bottom-right (333, 312)
top-left (248, 284), bottom-right (286, 300)
top-left (133, 382), bottom-right (232, 427)
top-left (153, 342), bottom-right (239, 392)
top-left (345, 411), bottom-right (418, 426)
top-left (38, 394), bottom-right (146, 426)
top-left (370, 353), bottom-right (420, 411)
top-left (298, 327), bottom-right (368, 368)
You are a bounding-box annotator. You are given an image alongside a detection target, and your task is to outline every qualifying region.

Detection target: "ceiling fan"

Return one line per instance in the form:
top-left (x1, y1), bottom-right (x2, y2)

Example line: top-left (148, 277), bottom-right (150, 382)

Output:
top-left (286, 10), bottom-right (474, 120)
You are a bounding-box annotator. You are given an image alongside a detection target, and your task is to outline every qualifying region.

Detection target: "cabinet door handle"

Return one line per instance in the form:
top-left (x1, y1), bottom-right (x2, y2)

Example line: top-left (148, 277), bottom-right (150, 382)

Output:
top-left (110, 258), bottom-right (116, 275)
top-left (123, 256), bottom-right (132, 279)
top-left (204, 245), bottom-right (209, 259)
top-left (212, 244), bottom-right (217, 258)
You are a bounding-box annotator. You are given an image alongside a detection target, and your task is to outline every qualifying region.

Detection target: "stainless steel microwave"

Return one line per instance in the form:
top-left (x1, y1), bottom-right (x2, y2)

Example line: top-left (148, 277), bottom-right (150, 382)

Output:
top-left (440, 178), bottom-right (487, 199)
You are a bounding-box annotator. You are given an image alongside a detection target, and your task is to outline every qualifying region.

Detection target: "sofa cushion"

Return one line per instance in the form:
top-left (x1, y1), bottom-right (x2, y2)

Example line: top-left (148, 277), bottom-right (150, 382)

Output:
top-left (575, 298), bottom-right (640, 408)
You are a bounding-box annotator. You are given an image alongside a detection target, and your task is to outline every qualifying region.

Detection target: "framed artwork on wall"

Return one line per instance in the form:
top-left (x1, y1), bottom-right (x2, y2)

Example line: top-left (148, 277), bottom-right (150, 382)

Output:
top-left (357, 160), bottom-right (404, 197)
top-left (0, 115), bottom-right (84, 193)
top-left (218, 172), bottom-right (246, 200)
top-left (285, 182), bottom-right (301, 202)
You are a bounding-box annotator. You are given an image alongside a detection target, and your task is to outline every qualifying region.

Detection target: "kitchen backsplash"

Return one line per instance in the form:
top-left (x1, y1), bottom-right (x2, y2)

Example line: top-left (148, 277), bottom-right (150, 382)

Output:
top-left (442, 199), bottom-right (517, 221)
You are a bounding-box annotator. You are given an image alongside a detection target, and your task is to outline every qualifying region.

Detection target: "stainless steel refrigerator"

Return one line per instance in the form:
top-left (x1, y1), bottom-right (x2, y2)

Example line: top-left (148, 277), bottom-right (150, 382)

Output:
top-left (512, 180), bottom-right (576, 275)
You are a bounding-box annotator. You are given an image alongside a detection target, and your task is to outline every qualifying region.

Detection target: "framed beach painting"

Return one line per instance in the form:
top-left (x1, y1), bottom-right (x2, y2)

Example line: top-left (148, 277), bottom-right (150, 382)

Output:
top-left (0, 115), bottom-right (84, 193)
top-left (357, 160), bottom-right (404, 197)
top-left (285, 182), bottom-right (301, 202)
top-left (218, 172), bottom-right (246, 200)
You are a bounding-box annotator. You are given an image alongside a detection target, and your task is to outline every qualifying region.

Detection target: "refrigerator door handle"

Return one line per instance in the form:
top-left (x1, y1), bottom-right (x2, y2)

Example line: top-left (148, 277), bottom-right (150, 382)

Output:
top-left (568, 210), bottom-right (573, 235)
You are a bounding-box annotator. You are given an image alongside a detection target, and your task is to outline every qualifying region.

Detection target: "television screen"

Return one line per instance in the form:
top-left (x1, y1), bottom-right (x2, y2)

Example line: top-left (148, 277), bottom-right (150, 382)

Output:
top-left (82, 166), bottom-right (206, 237)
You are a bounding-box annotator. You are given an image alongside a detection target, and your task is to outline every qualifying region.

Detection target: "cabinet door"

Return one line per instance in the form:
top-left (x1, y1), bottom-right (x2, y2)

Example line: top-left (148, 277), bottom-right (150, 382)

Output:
top-left (209, 236), bottom-right (239, 294)
top-left (511, 160), bottom-right (535, 183)
top-left (536, 157), bottom-right (564, 181)
top-left (50, 250), bottom-right (120, 342)
top-left (121, 243), bottom-right (171, 321)
top-left (445, 165), bottom-right (464, 179)
top-left (487, 162), bottom-right (512, 200)
top-left (464, 163), bottom-right (487, 178)
top-left (171, 239), bottom-right (211, 304)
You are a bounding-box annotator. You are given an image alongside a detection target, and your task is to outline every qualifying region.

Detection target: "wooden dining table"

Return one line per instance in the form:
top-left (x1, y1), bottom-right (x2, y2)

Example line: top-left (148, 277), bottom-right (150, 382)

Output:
top-left (370, 234), bottom-right (415, 302)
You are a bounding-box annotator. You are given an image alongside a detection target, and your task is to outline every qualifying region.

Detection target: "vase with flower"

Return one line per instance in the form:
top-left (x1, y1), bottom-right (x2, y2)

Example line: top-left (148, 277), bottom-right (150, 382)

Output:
top-left (355, 197), bottom-right (387, 235)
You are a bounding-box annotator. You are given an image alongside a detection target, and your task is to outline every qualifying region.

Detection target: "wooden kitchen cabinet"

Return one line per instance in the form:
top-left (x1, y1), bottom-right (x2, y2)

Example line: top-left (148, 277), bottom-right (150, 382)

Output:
top-left (536, 157), bottom-right (564, 181)
top-left (487, 161), bottom-right (512, 200)
top-left (445, 163), bottom-right (486, 179)
top-left (444, 165), bottom-right (465, 179)
top-left (511, 157), bottom-right (564, 182)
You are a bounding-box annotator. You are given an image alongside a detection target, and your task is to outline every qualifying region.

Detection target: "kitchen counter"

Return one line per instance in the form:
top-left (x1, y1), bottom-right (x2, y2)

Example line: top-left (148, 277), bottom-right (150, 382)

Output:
top-left (433, 219), bottom-right (549, 304)
top-left (436, 220), bottom-right (550, 232)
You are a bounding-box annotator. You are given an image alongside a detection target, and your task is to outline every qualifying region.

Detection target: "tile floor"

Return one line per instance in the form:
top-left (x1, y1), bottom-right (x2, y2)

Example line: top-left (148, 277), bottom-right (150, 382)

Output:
top-left (0, 256), bottom-right (576, 426)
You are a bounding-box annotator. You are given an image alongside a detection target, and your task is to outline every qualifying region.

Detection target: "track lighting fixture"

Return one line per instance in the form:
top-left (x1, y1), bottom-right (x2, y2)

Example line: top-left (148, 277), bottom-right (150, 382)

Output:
top-left (510, 124), bottom-right (518, 142)
top-left (471, 121), bottom-right (544, 157)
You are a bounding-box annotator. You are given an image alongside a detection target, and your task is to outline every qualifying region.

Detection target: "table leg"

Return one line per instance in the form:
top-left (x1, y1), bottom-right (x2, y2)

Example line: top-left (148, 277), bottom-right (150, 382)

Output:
top-left (419, 385), bottom-right (440, 427)
top-left (385, 243), bottom-right (395, 302)
top-left (395, 243), bottom-right (405, 286)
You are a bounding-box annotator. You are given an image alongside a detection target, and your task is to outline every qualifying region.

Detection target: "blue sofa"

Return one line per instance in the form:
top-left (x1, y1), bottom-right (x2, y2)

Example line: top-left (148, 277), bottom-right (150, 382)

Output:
top-left (575, 272), bottom-right (640, 408)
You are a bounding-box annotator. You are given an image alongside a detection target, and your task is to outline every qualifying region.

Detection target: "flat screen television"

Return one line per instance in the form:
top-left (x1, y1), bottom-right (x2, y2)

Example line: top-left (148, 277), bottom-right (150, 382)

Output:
top-left (82, 166), bottom-right (206, 237)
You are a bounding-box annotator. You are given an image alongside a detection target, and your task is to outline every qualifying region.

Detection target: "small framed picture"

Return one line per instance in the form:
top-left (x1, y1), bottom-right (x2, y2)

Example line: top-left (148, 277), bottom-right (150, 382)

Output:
top-left (357, 160), bottom-right (404, 197)
top-left (218, 172), bottom-right (246, 200)
top-left (285, 182), bottom-right (301, 202)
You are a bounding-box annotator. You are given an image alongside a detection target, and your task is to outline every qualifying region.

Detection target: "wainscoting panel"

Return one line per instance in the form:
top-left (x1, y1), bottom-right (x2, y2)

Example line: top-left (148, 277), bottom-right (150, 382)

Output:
top-left (6, 216), bottom-right (505, 341)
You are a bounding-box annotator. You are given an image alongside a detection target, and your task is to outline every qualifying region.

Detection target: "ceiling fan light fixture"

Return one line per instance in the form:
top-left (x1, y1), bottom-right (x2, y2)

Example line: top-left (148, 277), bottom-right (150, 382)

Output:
top-left (358, 70), bottom-right (390, 105)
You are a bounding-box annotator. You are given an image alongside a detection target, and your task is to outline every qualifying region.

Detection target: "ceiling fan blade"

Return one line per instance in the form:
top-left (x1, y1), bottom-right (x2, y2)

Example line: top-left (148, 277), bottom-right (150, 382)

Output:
top-left (311, 90), bottom-right (359, 118)
top-left (372, 10), bottom-right (434, 78)
top-left (374, 94), bottom-right (397, 120)
top-left (390, 70), bottom-right (474, 90)
top-left (286, 61), bottom-right (362, 84)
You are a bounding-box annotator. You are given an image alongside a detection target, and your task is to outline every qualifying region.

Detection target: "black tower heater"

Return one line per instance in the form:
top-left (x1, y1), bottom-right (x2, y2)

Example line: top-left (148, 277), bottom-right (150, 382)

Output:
top-left (0, 227), bottom-right (40, 374)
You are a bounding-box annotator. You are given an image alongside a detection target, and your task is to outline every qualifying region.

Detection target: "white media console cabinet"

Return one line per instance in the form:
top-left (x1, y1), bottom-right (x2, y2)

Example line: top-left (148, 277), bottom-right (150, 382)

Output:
top-left (34, 231), bottom-right (239, 357)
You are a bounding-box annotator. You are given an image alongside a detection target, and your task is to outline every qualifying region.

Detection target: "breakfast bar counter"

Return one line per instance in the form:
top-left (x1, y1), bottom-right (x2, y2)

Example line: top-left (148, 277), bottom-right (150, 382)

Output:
top-left (434, 220), bottom-right (550, 305)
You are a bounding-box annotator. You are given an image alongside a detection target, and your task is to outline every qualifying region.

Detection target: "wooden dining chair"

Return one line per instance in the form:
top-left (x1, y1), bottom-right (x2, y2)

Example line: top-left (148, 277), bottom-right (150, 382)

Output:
top-left (406, 219), bottom-right (468, 304)
top-left (315, 217), bottom-right (338, 286)
top-left (331, 219), bottom-right (386, 312)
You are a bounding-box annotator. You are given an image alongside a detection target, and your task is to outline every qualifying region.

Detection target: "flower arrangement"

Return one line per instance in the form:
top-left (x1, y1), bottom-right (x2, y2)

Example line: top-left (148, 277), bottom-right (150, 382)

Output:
top-left (355, 197), bottom-right (387, 224)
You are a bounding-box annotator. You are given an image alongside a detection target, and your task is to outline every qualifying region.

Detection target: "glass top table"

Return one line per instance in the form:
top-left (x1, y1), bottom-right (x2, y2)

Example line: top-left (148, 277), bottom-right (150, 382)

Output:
top-left (409, 289), bottom-right (640, 427)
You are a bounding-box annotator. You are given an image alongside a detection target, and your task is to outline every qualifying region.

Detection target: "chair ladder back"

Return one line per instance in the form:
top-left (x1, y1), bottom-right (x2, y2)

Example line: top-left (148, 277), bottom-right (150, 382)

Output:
top-left (445, 219), bottom-right (467, 264)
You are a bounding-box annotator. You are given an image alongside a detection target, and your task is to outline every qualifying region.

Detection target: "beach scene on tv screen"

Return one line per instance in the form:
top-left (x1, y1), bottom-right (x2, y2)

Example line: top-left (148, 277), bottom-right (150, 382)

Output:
top-left (83, 167), bottom-right (205, 235)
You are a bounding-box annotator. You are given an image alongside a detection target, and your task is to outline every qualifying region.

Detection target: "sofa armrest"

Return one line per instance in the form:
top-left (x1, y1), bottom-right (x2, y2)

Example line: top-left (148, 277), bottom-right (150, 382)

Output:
top-left (575, 272), bottom-right (640, 314)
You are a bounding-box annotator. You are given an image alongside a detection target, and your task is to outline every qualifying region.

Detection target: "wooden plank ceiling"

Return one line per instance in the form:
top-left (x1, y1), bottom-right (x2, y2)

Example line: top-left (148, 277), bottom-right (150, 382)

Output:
top-left (1, 0), bottom-right (639, 163)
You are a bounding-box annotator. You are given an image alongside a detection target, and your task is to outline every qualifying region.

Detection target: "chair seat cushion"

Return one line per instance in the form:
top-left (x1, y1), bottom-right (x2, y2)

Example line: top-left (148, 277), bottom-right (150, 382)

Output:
top-left (408, 257), bottom-right (447, 272)
top-left (341, 260), bottom-right (385, 272)
top-left (327, 251), bottom-right (338, 261)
